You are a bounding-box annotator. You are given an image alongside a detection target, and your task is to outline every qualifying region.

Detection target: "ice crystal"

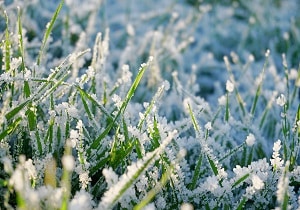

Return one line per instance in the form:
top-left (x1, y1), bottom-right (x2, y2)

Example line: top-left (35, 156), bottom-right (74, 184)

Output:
top-left (226, 80), bottom-right (234, 93)
top-left (245, 133), bottom-right (256, 146)
top-left (276, 94), bottom-right (286, 107)
top-left (270, 140), bottom-right (284, 170)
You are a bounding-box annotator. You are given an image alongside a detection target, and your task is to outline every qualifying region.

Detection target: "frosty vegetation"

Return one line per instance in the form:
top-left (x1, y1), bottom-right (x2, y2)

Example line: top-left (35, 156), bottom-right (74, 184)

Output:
top-left (0, 0), bottom-right (300, 209)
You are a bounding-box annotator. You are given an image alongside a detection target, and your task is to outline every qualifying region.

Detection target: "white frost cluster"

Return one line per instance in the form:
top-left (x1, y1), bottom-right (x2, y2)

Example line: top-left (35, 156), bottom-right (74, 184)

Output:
top-left (251, 174), bottom-right (264, 190)
top-left (245, 133), bottom-right (256, 146)
top-left (69, 190), bottom-right (93, 210)
top-left (276, 94), bottom-right (286, 107)
top-left (270, 140), bottom-right (284, 170)
top-left (226, 80), bottom-right (234, 93)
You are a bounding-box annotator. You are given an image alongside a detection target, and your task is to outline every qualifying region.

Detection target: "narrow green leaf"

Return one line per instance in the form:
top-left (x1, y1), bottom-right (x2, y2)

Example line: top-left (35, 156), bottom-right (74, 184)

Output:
top-left (225, 93), bottom-right (229, 122)
top-left (189, 154), bottom-right (203, 190)
top-left (282, 191), bottom-right (289, 210)
top-left (236, 197), bottom-right (247, 210)
top-left (259, 107), bottom-right (269, 129)
top-left (134, 164), bottom-right (174, 210)
top-left (247, 147), bottom-right (253, 166)
top-left (76, 85), bottom-right (111, 120)
top-left (17, 8), bottom-right (31, 98)
top-left (0, 117), bottom-right (22, 141)
top-left (250, 57), bottom-right (268, 116)
top-left (90, 155), bottom-right (109, 176)
top-left (5, 99), bottom-right (30, 121)
top-left (150, 116), bottom-right (161, 149)
top-left (207, 155), bottom-right (218, 176)
top-left (4, 11), bottom-right (11, 72)
top-left (78, 90), bottom-right (93, 119)
top-left (232, 173), bottom-right (250, 189)
top-left (119, 64), bottom-right (148, 116)
top-left (26, 107), bottom-right (36, 131)
top-left (122, 117), bottom-right (130, 142)
top-left (35, 130), bottom-right (43, 156)
top-left (87, 121), bottom-right (115, 155)
top-left (60, 141), bottom-right (72, 210)
top-left (88, 62), bottom-right (148, 153)
top-left (187, 103), bottom-right (201, 134)
top-left (109, 151), bottom-right (157, 209)
top-left (234, 89), bottom-right (246, 116)
top-left (37, 0), bottom-right (64, 65)
top-left (109, 126), bottom-right (120, 168)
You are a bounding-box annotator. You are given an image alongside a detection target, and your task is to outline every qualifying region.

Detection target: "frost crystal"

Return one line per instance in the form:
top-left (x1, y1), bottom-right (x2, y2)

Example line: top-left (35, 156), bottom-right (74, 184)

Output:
top-left (69, 190), bottom-right (93, 210)
top-left (226, 80), bottom-right (234, 92)
top-left (265, 49), bottom-right (270, 57)
top-left (276, 94), bottom-right (286, 107)
top-left (218, 95), bottom-right (226, 106)
top-left (205, 122), bottom-right (212, 130)
top-left (79, 172), bottom-right (91, 189)
top-left (270, 140), bottom-right (284, 170)
top-left (252, 174), bottom-right (264, 190)
top-left (112, 94), bottom-right (122, 109)
top-left (245, 133), bottom-right (256, 146)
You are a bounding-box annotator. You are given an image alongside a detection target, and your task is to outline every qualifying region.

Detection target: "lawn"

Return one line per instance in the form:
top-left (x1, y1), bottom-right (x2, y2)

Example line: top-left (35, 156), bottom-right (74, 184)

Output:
top-left (0, 0), bottom-right (300, 209)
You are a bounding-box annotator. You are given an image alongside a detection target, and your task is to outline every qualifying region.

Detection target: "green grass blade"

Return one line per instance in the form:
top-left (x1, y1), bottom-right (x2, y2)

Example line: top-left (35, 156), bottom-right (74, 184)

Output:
top-left (189, 154), bottom-right (203, 190)
top-left (187, 103), bottom-right (201, 134)
top-left (26, 107), bottom-right (36, 131)
top-left (17, 8), bottom-right (25, 72)
top-left (109, 151), bottom-right (158, 209)
top-left (234, 88), bottom-right (246, 116)
top-left (236, 197), bottom-right (247, 210)
top-left (17, 7), bottom-right (31, 98)
top-left (119, 62), bottom-right (148, 116)
top-left (225, 93), bottom-right (229, 122)
top-left (133, 164), bottom-right (174, 210)
top-left (37, 0), bottom-right (64, 66)
top-left (75, 85), bottom-right (112, 120)
top-left (291, 64), bottom-right (300, 105)
top-left (220, 143), bottom-right (245, 163)
top-left (0, 117), bottom-right (22, 141)
top-left (232, 173), bottom-right (250, 189)
top-left (4, 11), bottom-right (11, 72)
top-left (250, 57), bottom-right (268, 116)
top-left (35, 130), bottom-right (43, 156)
top-left (78, 89), bottom-right (93, 120)
top-left (88, 60), bottom-right (149, 153)
top-left (5, 99), bottom-right (30, 121)
top-left (137, 83), bottom-right (165, 130)
top-left (207, 155), bottom-right (218, 176)
top-left (101, 130), bottom-right (176, 209)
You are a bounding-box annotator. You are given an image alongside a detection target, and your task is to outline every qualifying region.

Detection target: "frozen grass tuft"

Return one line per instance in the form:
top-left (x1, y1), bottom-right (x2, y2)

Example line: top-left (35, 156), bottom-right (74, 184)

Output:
top-left (0, 0), bottom-right (300, 209)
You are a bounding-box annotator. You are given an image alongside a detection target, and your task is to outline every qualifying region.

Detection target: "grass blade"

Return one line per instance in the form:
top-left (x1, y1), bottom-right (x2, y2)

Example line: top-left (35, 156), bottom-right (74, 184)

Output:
top-left (37, 0), bottom-right (64, 66)
top-left (100, 130), bottom-right (177, 209)
top-left (88, 59), bottom-right (150, 153)
top-left (133, 164), bottom-right (174, 210)
top-left (0, 117), bottom-right (22, 141)
top-left (75, 85), bottom-right (112, 120)
top-left (232, 173), bottom-right (250, 189)
top-left (5, 99), bottom-right (30, 121)
top-left (189, 154), bottom-right (203, 190)
top-left (207, 155), bottom-right (218, 176)
top-left (236, 197), bottom-right (247, 210)
top-left (250, 55), bottom-right (268, 116)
